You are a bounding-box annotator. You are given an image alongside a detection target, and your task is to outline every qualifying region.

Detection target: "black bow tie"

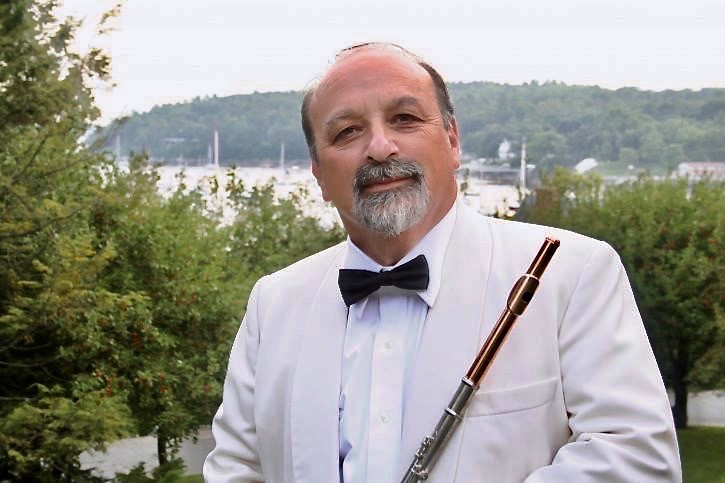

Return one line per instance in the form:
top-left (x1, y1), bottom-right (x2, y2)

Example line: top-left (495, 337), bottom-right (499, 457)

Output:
top-left (338, 254), bottom-right (430, 307)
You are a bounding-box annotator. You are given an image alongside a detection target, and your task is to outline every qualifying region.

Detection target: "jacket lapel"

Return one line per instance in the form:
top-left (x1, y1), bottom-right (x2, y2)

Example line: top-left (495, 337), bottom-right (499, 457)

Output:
top-left (290, 248), bottom-right (347, 483)
top-left (398, 202), bottom-right (494, 480)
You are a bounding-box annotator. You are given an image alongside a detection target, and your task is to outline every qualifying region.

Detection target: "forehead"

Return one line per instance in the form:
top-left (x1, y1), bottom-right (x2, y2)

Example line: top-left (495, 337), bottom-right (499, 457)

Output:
top-left (309, 49), bottom-right (437, 124)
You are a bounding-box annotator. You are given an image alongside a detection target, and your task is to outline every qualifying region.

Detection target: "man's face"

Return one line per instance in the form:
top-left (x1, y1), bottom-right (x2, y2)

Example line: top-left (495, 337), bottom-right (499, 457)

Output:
top-left (308, 48), bottom-right (461, 240)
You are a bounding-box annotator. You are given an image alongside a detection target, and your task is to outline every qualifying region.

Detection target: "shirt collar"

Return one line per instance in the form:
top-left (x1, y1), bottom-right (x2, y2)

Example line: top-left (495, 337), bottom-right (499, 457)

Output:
top-left (341, 202), bottom-right (458, 307)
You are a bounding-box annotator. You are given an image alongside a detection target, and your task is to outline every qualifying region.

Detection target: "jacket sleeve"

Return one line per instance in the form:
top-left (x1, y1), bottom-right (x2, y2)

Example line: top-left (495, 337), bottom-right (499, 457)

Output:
top-left (525, 242), bottom-right (681, 482)
top-left (204, 281), bottom-right (265, 482)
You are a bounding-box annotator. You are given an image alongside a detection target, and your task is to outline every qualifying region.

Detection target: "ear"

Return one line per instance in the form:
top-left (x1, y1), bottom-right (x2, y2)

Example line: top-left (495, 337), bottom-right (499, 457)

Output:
top-left (448, 117), bottom-right (461, 169)
top-left (311, 160), bottom-right (331, 202)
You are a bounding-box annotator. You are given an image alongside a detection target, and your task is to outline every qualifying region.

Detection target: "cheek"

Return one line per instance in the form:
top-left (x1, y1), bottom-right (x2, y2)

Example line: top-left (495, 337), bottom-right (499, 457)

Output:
top-left (315, 147), bottom-right (364, 199)
top-left (332, 170), bottom-right (355, 196)
top-left (320, 167), bottom-right (356, 204)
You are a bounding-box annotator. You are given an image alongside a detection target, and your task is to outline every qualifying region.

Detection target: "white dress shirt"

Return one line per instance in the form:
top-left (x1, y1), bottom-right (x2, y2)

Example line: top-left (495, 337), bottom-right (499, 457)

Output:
top-left (338, 204), bottom-right (457, 483)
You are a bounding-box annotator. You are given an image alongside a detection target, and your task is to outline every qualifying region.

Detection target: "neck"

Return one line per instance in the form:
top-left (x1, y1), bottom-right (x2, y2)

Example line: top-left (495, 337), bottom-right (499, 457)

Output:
top-left (345, 197), bottom-right (455, 266)
top-left (350, 229), bottom-right (425, 266)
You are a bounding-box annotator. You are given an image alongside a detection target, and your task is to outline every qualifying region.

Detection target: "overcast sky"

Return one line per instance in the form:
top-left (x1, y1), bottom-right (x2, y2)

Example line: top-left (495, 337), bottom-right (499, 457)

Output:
top-left (57, 0), bottom-right (725, 124)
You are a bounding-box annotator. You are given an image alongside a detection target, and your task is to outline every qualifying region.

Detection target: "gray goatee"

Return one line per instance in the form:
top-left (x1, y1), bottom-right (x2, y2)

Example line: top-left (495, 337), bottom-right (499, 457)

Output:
top-left (351, 159), bottom-right (429, 238)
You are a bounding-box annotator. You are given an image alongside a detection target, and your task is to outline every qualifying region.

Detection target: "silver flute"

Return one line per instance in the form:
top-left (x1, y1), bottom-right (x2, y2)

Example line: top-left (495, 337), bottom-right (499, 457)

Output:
top-left (401, 237), bottom-right (561, 482)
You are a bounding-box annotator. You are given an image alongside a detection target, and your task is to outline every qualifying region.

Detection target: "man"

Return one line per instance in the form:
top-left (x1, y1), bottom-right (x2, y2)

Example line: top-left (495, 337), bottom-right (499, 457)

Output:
top-left (204, 43), bottom-right (680, 482)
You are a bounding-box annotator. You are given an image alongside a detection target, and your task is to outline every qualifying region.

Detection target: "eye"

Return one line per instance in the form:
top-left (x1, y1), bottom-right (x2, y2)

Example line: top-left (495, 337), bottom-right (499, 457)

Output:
top-left (392, 113), bottom-right (420, 124)
top-left (333, 126), bottom-right (357, 142)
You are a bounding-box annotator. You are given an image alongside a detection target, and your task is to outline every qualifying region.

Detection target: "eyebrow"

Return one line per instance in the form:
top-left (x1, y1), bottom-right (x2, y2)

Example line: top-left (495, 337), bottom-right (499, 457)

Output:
top-left (325, 109), bottom-right (357, 129)
top-left (324, 96), bottom-right (425, 129)
top-left (389, 95), bottom-right (424, 111)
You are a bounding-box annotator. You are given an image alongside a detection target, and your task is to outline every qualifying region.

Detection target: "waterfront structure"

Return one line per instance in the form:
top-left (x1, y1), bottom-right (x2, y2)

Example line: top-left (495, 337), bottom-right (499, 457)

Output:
top-left (677, 162), bottom-right (725, 179)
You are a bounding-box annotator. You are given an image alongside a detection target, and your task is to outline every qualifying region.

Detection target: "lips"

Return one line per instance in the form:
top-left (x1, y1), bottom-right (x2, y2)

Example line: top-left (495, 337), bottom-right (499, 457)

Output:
top-left (363, 176), bottom-right (414, 192)
top-left (353, 159), bottom-right (425, 195)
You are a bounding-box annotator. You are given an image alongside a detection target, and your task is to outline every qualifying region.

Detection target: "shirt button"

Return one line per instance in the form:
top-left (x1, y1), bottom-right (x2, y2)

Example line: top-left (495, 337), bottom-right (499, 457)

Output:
top-left (384, 341), bottom-right (393, 350)
top-left (381, 414), bottom-right (390, 423)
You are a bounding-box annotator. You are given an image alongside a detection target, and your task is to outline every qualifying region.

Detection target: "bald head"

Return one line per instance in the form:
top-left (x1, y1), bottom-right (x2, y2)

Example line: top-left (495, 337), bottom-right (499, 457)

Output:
top-left (301, 43), bottom-right (454, 162)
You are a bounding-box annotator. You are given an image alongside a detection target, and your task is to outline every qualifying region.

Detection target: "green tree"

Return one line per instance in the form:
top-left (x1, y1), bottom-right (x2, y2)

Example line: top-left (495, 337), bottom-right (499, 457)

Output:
top-left (527, 130), bottom-right (568, 166)
top-left (224, 173), bottom-right (345, 281)
top-left (661, 144), bottom-right (685, 173)
top-left (1, 0), bottom-right (346, 476)
top-left (618, 146), bottom-right (639, 166)
top-left (87, 159), bottom-right (344, 465)
top-left (639, 129), bottom-right (666, 166)
top-left (0, 0), bottom-right (105, 135)
top-left (0, 1), bottom-right (153, 479)
top-left (89, 157), bottom-right (244, 464)
top-left (518, 168), bottom-right (723, 428)
top-left (104, 79), bottom-right (725, 171)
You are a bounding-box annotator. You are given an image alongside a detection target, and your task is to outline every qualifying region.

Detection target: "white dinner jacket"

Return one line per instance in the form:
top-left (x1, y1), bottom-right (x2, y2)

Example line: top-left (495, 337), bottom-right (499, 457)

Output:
top-left (204, 201), bottom-right (680, 482)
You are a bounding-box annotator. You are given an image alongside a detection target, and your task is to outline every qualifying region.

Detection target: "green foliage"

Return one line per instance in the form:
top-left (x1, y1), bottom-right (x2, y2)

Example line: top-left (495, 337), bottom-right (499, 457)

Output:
top-left (225, 172), bottom-right (345, 280)
top-left (453, 82), bottom-right (725, 167)
top-left (102, 81), bottom-right (725, 170)
top-left (0, 0), bottom-right (147, 478)
top-left (689, 307), bottom-right (725, 390)
top-left (86, 158), bottom-right (344, 464)
top-left (1, 0), bottom-right (344, 478)
top-left (0, 385), bottom-right (130, 482)
top-left (102, 92), bottom-right (308, 164)
top-left (518, 168), bottom-right (724, 427)
top-left (0, 0), bottom-right (109, 137)
top-left (114, 459), bottom-right (186, 483)
top-left (89, 157), bottom-right (243, 461)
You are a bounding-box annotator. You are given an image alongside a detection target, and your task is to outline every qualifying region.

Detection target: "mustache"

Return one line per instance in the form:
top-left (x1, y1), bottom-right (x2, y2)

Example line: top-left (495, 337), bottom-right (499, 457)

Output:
top-left (353, 159), bottom-right (425, 192)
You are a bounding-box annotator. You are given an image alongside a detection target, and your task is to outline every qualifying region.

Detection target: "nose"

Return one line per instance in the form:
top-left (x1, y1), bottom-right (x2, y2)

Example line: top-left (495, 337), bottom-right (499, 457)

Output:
top-left (365, 122), bottom-right (398, 162)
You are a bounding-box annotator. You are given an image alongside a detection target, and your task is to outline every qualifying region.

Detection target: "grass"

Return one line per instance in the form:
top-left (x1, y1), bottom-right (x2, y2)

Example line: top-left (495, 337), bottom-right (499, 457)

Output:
top-left (180, 426), bottom-right (725, 482)
top-left (678, 426), bottom-right (725, 482)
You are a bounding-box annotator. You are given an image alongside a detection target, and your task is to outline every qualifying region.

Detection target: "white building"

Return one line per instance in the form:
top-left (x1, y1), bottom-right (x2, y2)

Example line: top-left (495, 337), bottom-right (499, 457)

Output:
top-left (574, 158), bottom-right (598, 174)
top-left (677, 162), bottom-right (725, 180)
top-left (497, 138), bottom-right (516, 161)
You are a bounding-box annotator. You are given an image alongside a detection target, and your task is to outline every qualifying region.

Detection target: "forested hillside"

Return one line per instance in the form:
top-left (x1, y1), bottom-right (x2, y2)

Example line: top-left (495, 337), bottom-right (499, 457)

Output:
top-left (103, 82), bottom-right (725, 169)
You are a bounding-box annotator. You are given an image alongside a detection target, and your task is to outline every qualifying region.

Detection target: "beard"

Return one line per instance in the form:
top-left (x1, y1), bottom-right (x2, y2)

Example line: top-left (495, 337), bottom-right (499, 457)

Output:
top-left (351, 159), bottom-right (429, 238)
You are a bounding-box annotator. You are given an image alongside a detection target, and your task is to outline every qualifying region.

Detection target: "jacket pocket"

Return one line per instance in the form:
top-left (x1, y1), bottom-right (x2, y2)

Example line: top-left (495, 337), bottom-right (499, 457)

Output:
top-left (465, 376), bottom-right (558, 417)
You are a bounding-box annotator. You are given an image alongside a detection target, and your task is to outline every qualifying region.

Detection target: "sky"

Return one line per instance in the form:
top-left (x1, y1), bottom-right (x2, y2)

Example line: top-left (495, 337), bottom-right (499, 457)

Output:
top-left (57, 0), bottom-right (725, 125)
